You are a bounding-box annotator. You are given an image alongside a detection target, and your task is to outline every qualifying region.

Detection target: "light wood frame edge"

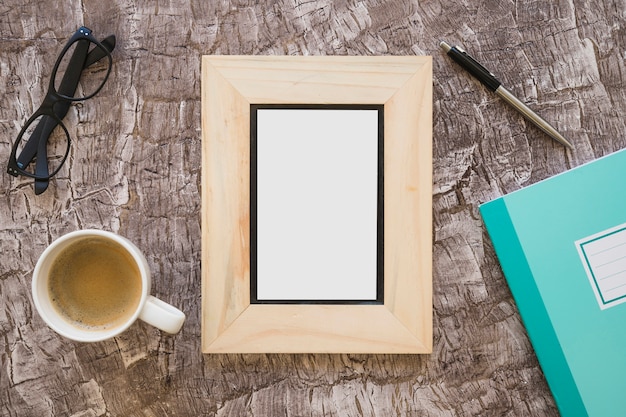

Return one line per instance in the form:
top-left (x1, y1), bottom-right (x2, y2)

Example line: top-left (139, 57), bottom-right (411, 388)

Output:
top-left (201, 56), bottom-right (432, 353)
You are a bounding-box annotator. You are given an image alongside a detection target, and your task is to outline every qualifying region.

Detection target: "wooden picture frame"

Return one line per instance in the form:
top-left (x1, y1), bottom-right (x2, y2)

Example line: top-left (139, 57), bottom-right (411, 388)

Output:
top-left (201, 56), bottom-right (432, 353)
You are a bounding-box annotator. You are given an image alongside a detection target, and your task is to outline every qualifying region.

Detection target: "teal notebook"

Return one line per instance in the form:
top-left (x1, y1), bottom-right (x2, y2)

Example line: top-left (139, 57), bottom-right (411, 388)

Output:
top-left (480, 148), bottom-right (626, 417)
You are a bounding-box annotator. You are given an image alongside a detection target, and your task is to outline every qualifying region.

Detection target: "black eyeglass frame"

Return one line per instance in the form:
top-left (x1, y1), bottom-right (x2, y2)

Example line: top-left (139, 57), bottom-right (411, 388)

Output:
top-left (7, 27), bottom-right (113, 180)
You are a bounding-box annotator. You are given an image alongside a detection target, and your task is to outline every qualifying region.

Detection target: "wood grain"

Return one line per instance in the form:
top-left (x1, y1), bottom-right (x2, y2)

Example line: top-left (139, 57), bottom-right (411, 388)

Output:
top-left (1, 0), bottom-right (623, 415)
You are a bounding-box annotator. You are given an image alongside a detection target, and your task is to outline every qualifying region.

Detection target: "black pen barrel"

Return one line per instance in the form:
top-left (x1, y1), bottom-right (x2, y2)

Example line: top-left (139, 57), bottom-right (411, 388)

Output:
top-left (440, 41), bottom-right (501, 92)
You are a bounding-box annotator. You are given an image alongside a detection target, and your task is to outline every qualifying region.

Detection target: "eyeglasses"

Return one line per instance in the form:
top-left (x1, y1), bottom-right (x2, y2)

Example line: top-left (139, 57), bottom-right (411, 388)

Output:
top-left (6, 27), bottom-right (115, 194)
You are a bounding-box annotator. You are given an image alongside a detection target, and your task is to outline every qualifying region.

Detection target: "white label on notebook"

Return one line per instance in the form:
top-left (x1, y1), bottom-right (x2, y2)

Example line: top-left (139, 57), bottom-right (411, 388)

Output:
top-left (576, 222), bottom-right (626, 309)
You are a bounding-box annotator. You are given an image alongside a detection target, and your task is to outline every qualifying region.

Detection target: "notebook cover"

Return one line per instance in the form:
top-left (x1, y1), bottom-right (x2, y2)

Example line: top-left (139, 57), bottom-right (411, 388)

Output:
top-left (480, 148), bottom-right (626, 417)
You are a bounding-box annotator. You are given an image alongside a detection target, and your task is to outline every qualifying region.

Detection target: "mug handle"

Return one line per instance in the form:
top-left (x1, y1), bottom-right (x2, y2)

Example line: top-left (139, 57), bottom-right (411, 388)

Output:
top-left (138, 296), bottom-right (186, 334)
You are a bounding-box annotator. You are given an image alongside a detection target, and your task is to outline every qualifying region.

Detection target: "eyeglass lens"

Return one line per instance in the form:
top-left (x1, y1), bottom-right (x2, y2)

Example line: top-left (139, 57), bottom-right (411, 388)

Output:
top-left (15, 115), bottom-right (70, 177)
top-left (53, 38), bottom-right (111, 99)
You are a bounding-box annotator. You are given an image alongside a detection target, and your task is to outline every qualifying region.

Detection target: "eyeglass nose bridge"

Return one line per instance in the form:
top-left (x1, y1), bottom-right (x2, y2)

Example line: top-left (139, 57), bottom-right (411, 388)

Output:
top-left (33, 93), bottom-right (74, 134)
top-left (40, 92), bottom-right (71, 114)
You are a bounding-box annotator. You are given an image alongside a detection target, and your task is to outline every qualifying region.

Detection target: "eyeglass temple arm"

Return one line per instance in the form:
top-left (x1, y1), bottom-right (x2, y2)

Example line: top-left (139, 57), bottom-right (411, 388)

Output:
top-left (84, 35), bottom-right (115, 67)
top-left (17, 35), bottom-right (116, 169)
top-left (33, 120), bottom-right (55, 194)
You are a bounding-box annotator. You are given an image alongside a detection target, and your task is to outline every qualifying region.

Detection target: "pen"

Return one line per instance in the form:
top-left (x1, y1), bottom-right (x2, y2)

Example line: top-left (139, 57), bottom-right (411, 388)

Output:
top-left (440, 41), bottom-right (574, 150)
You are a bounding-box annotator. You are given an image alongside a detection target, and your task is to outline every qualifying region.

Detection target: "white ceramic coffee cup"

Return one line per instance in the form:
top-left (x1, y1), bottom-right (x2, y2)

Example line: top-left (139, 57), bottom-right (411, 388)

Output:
top-left (32, 229), bottom-right (186, 342)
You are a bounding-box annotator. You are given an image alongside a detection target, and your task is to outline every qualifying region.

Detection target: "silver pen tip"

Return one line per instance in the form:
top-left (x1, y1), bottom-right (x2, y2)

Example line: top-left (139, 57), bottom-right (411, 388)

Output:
top-left (439, 41), bottom-right (451, 53)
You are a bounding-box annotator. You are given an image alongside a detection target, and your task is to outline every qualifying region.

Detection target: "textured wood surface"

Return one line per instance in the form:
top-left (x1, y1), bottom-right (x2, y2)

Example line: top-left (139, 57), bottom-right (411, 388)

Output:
top-left (1, 0), bottom-right (623, 415)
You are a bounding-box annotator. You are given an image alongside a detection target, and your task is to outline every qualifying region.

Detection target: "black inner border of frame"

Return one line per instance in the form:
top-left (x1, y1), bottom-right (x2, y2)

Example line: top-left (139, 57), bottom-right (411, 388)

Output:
top-left (250, 104), bottom-right (385, 305)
